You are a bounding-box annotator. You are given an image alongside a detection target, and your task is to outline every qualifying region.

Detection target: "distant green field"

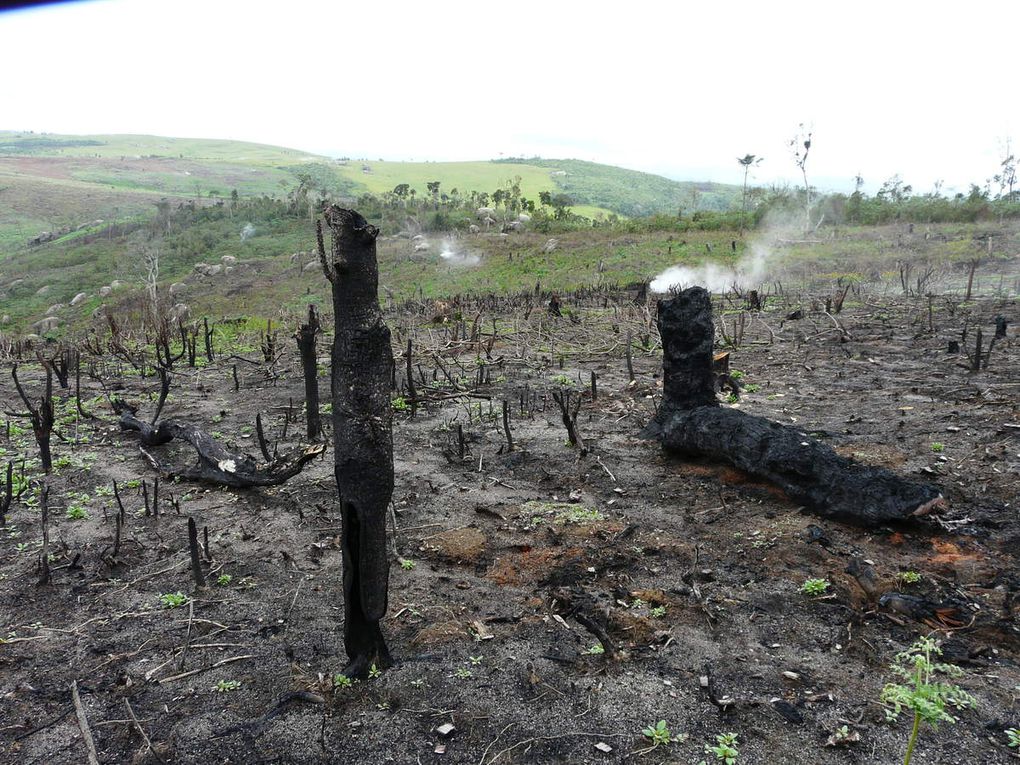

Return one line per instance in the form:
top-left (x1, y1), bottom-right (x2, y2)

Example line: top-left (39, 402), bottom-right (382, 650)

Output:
top-left (0, 132), bottom-right (739, 248)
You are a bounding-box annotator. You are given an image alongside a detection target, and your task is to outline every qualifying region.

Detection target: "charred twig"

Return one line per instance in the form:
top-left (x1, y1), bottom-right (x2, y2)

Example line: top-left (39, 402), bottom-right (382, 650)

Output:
top-left (551, 389), bottom-right (586, 455)
top-left (187, 517), bottom-right (206, 589)
top-left (71, 681), bottom-right (100, 765)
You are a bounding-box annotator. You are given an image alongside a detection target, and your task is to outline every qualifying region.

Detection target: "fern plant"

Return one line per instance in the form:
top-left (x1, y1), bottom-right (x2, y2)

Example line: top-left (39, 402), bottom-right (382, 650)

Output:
top-left (880, 636), bottom-right (975, 765)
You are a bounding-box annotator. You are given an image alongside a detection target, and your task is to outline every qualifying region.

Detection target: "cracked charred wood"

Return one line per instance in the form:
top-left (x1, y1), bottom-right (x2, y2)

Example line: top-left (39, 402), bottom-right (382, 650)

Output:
top-left (113, 400), bottom-right (324, 488)
top-left (318, 206), bottom-right (394, 678)
top-left (647, 287), bottom-right (943, 525)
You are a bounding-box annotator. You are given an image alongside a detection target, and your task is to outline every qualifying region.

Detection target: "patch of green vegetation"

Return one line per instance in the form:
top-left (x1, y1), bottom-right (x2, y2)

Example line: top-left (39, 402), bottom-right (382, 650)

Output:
top-left (213, 679), bottom-right (241, 692)
top-left (159, 592), bottom-right (188, 608)
top-left (800, 578), bottom-right (830, 596)
top-left (898, 571), bottom-right (922, 585)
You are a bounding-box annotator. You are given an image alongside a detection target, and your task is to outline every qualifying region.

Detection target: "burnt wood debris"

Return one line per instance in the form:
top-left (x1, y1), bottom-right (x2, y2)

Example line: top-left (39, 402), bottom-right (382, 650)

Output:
top-left (114, 369), bottom-right (325, 488)
top-left (646, 286), bottom-right (945, 525)
top-left (318, 206), bottom-right (395, 677)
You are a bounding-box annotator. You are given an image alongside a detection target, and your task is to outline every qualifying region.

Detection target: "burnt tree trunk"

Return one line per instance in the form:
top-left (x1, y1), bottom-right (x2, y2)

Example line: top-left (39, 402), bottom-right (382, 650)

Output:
top-left (318, 206), bottom-right (394, 678)
top-left (647, 287), bottom-right (943, 525)
top-left (295, 304), bottom-right (322, 441)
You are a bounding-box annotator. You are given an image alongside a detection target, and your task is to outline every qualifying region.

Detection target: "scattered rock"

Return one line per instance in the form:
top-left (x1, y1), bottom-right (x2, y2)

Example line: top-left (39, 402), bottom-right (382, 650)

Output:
top-left (70, 292), bottom-right (87, 306)
top-left (435, 723), bottom-right (456, 738)
top-left (33, 316), bottom-right (60, 332)
top-left (169, 282), bottom-right (188, 297)
top-left (35, 285), bottom-right (51, 296)
top-left (99, 286), bottom-right (112, 297)
top-left (221, 255), bottom-right (237, 265)
top-left (543, 238), bottom-right (558, 253)
top-left (303, 260), bottom-right (319, 272)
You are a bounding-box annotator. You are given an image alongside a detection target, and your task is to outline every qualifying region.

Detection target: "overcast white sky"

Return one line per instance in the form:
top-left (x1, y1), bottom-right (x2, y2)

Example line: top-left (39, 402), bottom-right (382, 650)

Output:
top-left (2, 0), bottom-right (1017, 194)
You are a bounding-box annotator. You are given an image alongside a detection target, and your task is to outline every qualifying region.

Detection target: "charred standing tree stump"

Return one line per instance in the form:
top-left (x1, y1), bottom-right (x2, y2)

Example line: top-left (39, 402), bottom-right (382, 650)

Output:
top-left (318, 206), bottom-right (394, 678)
top-left (647, 287), bottom-right (944, 525)
top-left (295, 304), bottom-right (322, 441)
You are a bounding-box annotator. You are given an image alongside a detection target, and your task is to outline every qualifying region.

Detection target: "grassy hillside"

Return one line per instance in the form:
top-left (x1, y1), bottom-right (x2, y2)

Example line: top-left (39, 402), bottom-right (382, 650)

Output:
top-left (496, 158), bottom-right (741, 217)
top-left (0, 132), bottom-right (740, 252)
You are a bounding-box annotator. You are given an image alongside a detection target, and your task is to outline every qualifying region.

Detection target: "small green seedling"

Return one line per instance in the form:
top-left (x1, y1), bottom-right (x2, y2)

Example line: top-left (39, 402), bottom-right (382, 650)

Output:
top-left (642, 720), bottom-right (672, 747)
top-left (800, 578), bottom-right (830, 596)
top-left (585, 642), bottom-right (605, 655)
top-left (368, 663), bottom-right (382, 679)
top-left (159, 592), bottom-right (188, 608)
top-left (705, 732), bottom-right (739, 763)
top-left (469, 655), bottom-right (483, 666)
top-left (454, 668), bottom-right (472, 679)
top-left (391, 397), bottom-right (410, 412)
top-left (650, 605), bottom-right (668, 618)
top-left (213, 679), bottom-right (241, 692)
top-left (930, 442), bottom-right (944, 453)
top-left (65, 505), bottom-right (88, 520)
top-left (400, 559), bottom-right (416, 570)
top-left (630, 597), bottom-right (647, 609)
top-left (332, 674), bottom-right (358, 690)
top-left (1006, 728), bottom-right (1019, 748)
top-left (880, 636), bottom-right (976, 765)
top-left (216, 574), bottom-right (233, 586)
top-left (898, 571), bottom-right (922, 585)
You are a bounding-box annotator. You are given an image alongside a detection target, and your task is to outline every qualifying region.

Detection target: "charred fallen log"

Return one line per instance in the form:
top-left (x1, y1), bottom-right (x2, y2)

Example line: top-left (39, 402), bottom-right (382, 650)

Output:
top-left (647, 287), bottom-right (943, 525)
top-left (113, 400), bottom-right (324, 488)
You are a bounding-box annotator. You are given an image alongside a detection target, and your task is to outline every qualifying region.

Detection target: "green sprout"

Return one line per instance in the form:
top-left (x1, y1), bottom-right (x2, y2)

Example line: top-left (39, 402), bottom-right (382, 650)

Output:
top-left (332, 674), bottom-right (358, 690)
top-left (650, 605), bottom-right (668, 618)
top-left (454, 668), bottom-right (472, 679)
top-left (642, 720), bottom-right (672, 747)
top-left (216, 574), bottom-right (233, 586)
top-left (468, 655), bottom-right (483, 666)
top-left (705, 732), bottom-right (739, 764)
top-left (1006, 728), bottom-right (1019, 748)
top-left (585, 642), bottom-right (605, 655)
top-left (880, 636), bottom-right (976, 765)
top-left (400, 559), bottom-right (416, 570)
top-left (159, 592), bottom-right (188, 608)
top-left (213, 679), bottom-right (241, 692)
top-left (800, 578), bottom-right (830, 596)
top-left (65, 504), bottom-right (88, 520)
top-left (930, 442), bottom-right (944, 453)
top-left (898, 571), bottom-right (922, 585)
top-left (391, 397), bottom-right (410, 412)
top-left (368, 663), bottom-right (382, 679)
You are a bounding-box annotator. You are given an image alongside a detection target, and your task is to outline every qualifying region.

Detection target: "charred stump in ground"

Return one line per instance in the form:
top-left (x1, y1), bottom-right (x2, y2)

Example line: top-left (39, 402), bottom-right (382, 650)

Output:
top-left (295, 304), bottom-right (322, 441)
top-left (648, 287), bottom-right (944, 525)
top-left (318, 206), bottom-right (394, 677)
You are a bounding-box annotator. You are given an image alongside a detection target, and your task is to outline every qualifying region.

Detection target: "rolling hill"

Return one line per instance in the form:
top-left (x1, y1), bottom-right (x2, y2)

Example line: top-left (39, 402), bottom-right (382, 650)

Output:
top-left (0, 131), bottom-right (740, 251)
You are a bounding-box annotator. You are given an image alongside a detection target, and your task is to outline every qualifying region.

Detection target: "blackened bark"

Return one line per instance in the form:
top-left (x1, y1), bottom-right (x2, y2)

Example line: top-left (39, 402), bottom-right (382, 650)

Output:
top-left (295, 304), bottom-right (322, 440)
top-left (650, 287), bottom-right (944, 525)
top-left (114, 401), bottom-right (324, 488)
top-left (319, 206), bottom-right (394, 677)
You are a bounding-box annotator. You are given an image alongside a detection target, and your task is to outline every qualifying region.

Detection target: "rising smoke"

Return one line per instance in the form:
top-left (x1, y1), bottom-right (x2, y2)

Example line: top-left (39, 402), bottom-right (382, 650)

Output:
top-left (649, 241), bottom-right (770, 293)
top-left (438, 238), bottom-right (480, 267)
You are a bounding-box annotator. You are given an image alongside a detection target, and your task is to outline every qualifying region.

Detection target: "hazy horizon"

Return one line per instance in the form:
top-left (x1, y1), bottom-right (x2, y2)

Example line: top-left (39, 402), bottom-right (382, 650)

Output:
top-left (2, 0), bottom-right (1018, 197)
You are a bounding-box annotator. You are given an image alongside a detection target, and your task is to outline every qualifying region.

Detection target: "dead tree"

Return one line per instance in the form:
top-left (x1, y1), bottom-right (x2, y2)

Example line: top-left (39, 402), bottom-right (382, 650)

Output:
top-left (551, 388), bottom-right (586, 455)
top-left (12, 363), bottom-right (54, 473)
top-left (0, 461), bottom-right (12, 527)
top-left (646, 287), bottom-right (943, 525)
top-left (294, 304), bottom-right (322, 440)
top-left (318, 206), bottom-right (394, 678)
top-left (115, 399), bottom-right (325, 488)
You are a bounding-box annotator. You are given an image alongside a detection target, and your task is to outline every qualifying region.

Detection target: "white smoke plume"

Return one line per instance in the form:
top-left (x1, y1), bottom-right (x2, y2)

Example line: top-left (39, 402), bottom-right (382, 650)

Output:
top-left (439, 238), bottom-right (480, 267)
top-left (650, 241), bottom-right (770, 293)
